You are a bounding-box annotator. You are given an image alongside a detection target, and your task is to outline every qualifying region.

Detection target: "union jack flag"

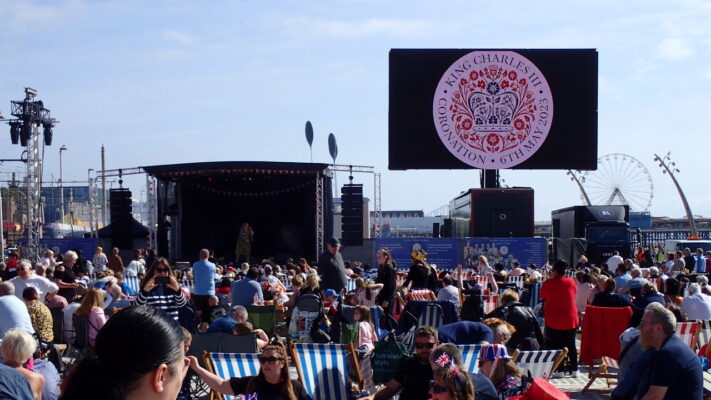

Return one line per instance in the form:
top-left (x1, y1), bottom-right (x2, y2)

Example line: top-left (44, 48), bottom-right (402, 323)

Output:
top-left (435, 353), bottom-right (451, 368)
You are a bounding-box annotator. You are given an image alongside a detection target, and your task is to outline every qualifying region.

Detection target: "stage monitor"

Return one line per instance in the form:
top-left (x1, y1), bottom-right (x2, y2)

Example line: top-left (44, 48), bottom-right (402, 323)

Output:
top-left (389, 49), bottom-right (597, 170)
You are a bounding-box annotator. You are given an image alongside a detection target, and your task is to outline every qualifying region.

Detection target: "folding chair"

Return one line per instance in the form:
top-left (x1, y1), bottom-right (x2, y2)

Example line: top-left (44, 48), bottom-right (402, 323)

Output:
top-left (676, 321), bottom-right (701, 350)
top-left (473, 275), bottom-right (489, 289)
top-left (456, 344), bottom-right (483, 374)
top-left (406, 289), bottom-right (436, 301)
top-left (698, 320), bottom-right (711, 352)
top-left (124, 276), bottom-right (140, 294)
top-left (246, 305), bottom-right (277, 337)
top-left (483, 294), bottom-right (498, 314)
top-left (507, 275), bottom-right (525, 289)
top-left (582, 355), bottom-right (619, 392)
top-left (511, 348), bottom-right (568, 379)
top-left (417, 303), bottom-right (444, 329)
top-left (370, 306), bottom-right (390, 340)
top-left (182, 278), bottom-right (195, 294)
top-left (290, 343), bottom-right (362, 400)
top-left (203, 352), bottom-right (261, 400)
top-left (346, 278), bottom-right (357, 293)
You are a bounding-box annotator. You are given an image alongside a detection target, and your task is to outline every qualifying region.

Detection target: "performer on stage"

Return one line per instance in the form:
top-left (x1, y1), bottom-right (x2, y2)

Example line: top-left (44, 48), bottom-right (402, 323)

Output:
top-left (235, 222), bottom-right (254, 264)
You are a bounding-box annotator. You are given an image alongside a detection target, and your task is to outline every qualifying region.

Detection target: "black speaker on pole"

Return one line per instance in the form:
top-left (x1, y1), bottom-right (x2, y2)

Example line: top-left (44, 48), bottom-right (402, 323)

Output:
top-left (470, 188), bottom-right (534, 237)
top-left (341, 184), bottom-right (363, 246)
top-left (432, 222), bottom-right (440, 238)
top-left (110, 188), bottom-right (133, 250)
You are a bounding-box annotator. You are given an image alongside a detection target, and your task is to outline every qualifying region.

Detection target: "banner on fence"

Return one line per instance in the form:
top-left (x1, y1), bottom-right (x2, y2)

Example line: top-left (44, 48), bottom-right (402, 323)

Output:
top-left (374, 238), bottom-right (459, 270)
top-left (462, 237), bottom-right (547, 269)
top-left (18, 238), bottom-right (98, 259)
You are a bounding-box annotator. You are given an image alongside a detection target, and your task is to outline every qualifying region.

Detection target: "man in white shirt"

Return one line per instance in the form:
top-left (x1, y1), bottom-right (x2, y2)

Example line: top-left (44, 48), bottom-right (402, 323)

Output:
top-left (9, 260), bottom-right (59, 303)
top-left (0, 281), bottom-right (35, 338)
top-left (607, 251), bottom-right (624, 270)
top-left (681, 283), bottom-right (711, 321)
top-left (436, 274), bottom-right (460, 314)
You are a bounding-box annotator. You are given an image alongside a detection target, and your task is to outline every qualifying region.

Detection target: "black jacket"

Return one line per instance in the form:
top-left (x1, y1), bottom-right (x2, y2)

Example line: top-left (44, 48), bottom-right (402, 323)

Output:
top-left (375, 263), bottom-right (395, 305)
top-left (318, 251), bottom-right (347, 292)
top-left (486, 301), bottom-right (544, 351)
top-left (404, 262), bottom-right (437, 293)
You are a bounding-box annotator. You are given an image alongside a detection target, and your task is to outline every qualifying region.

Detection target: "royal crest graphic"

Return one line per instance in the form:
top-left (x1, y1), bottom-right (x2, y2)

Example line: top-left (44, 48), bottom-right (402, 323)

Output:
top-left (433, 51), bottom-right (554, 168)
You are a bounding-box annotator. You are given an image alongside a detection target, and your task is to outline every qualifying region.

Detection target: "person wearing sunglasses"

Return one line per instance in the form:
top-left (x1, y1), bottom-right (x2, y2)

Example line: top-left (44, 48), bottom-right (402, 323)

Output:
top-left (137, 258), bottom-right (187, 321)
top-left (362, 326), bottom-right (440, 400)
top-left (187, 342), bottom-right (311, 400)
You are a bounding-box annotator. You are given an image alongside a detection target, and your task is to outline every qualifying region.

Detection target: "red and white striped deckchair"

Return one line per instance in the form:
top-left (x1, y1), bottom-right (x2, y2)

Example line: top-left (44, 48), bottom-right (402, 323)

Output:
top-left (676, 321), bottom-right (701, 350)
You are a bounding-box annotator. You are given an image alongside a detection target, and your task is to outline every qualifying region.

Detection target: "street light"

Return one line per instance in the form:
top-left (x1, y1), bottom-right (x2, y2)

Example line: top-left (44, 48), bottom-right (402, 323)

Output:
top-left (59, 145), bottom-right (68, 224)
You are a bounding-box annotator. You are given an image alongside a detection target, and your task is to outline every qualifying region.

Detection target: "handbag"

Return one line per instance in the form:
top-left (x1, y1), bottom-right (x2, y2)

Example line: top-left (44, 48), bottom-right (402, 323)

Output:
top-left (371, 334), bottom-right (408, 384)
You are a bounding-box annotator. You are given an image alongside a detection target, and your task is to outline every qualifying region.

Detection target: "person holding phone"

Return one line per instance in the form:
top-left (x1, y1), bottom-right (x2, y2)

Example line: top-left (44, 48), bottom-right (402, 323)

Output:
top-left (137, 258), bottom-right (187, 321)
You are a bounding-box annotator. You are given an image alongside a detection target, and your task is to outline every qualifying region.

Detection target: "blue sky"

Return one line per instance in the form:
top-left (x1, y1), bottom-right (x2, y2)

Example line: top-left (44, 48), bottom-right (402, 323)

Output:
top-left (0, 0), bottom-right (709, 221)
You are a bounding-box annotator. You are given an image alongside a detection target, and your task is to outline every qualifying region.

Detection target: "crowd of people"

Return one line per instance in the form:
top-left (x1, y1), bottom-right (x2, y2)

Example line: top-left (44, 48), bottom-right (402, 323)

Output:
top-left (0, 240), bottom-right (707, 399)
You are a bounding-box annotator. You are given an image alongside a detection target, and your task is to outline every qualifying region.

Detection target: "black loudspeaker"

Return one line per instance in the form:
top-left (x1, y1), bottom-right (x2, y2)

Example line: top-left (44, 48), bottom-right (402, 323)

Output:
top-left (432, 223), bottom-right (440, 238)
top-left (471, 189), bottom-right (534, 237)
top-left (110, 189), bottom-right (133, 249)
top-left (442, 218), bottom-right (452, 238)
top-left (341, 184), bottom-right (363, 246)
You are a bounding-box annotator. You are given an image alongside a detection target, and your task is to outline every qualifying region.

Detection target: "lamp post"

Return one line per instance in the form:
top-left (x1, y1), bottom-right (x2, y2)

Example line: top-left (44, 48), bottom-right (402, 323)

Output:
top-left (59, 145), bottom-right (68, 224)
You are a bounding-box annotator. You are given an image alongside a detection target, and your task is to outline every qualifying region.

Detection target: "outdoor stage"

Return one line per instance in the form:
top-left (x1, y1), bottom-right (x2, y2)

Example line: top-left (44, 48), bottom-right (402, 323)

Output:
top-left (143, 161), bottom-right (334, 263)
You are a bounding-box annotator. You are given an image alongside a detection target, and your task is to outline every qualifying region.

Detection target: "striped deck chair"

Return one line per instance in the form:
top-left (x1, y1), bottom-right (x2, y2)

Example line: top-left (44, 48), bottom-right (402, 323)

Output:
top-left (456, 344), bottom-right (483, 374)
top-left (290, 343), bottom-right (362, 400)
top-left (124, 276), bottom-right (140, 294)
top-left (483, 294), bottom-right (499, 314)
top-left (346, 278), bottom-right (357, 293)
top-left (698, 320), bottom-right (711, 351)
top-left (203, 352), bottom-right (261, 400)
top-left (473, 275), bottom-right (489, 289)
top-left (676, 321), bottom-right (701, 350)
top-left (511, 348), bottom-right (568, 379)
top-left (182, 278), bottom-right (195, 294)
top-left (406, 289), bottom-right (436, 302)
top-left (507, 275), bottom-right (525, 289)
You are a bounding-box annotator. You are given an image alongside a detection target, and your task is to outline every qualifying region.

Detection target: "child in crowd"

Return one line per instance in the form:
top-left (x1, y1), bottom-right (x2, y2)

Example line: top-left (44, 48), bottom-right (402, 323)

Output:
top-left (233, 321), bottom-right (269, 349)
top-left (354, 305), bottom-right (377, 353)
top-left (178, 327), bottom-right (193, 400)
top-left (344, 293), bottom-right (359, 306)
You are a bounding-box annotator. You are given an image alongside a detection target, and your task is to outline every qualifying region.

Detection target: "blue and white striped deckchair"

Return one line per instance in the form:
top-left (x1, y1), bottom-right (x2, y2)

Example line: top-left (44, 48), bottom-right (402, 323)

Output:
top-left (507, 275), bottom-right (525, 289)
top-left (124, 276), bottom-right (140, 295)
top-left (204, 352), bottom-right (261, 400)
top-left (370, 306), bottom-right (390, 340)
top-left (182, 278), bottom-right (195, 294)
top-left (528, 282), bottom-right (541, 308)
top-left (409, 304), bottom-right (444, 351)
top-left (291, 343), bottom-right (361, 400)
top-left (512, 348), bottom-right (567, 379)
top-left (346, 278), bottom-right (357, 293)
top-left (456, 344), bottom-right (483, 374)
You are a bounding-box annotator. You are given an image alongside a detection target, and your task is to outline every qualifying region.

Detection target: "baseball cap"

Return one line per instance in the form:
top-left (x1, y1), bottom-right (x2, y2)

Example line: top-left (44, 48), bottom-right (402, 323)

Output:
top-left (326, 237), bottom-right (341, 247)
top-left (324, 288), bottom-right (340, 297)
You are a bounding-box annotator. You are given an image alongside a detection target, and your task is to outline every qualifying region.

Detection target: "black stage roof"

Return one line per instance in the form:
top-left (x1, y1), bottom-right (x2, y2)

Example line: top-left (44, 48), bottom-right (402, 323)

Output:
top-left (142, 161), bottom-right (330, 178)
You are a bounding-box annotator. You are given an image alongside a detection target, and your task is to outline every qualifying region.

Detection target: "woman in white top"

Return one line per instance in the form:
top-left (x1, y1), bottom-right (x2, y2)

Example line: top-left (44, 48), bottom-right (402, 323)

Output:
top-left (354, 278), bottom-right (383, 307)
top-left (125, 250), bottom-right (146, 277)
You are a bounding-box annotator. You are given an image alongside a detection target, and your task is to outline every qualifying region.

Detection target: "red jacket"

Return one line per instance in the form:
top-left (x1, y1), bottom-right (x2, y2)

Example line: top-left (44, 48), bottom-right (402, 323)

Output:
top-left (540, 276), bottom-right (578, 330)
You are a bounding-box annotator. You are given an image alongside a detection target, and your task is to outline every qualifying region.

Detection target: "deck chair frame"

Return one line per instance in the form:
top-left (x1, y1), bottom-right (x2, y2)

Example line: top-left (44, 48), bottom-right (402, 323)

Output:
top-left (511, 347), bottom-right (568, 380)
top-left (582, 355), bottom-right (619, 393)
top-left (290, 342), bottom-right (362, 400)
top-left (676, 321), bottom-right (701, 350)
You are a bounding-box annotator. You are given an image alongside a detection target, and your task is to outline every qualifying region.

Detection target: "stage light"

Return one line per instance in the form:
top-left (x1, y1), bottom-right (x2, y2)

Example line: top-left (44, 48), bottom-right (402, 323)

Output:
top-left (20, 121), bottom-right (31, 146)
top-left (9, 122), bottom-right (20, 144)
top-left (42, 123), bottom-right (53, 145)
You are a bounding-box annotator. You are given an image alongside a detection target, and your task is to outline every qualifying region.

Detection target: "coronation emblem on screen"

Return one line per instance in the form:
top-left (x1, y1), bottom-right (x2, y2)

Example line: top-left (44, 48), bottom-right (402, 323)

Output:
top-left (432, 51), bottom-right (554, 168)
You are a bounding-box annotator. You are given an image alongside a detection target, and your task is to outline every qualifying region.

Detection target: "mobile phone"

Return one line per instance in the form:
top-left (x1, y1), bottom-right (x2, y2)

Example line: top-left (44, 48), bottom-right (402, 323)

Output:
top-left (155, 276), bottom-right (170, 285)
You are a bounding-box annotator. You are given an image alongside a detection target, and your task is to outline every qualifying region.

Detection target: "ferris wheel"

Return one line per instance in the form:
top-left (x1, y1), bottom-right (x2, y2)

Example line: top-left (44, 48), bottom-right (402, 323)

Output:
top-left (577, 153), bottom-right (654, 212)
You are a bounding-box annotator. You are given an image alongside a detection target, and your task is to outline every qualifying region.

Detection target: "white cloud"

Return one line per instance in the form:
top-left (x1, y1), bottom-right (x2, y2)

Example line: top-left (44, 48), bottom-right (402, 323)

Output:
top-left (161, 29), bottom-right (198, 46)
top-left (280, 17), bottom-right (436, 39)
top-left (1, 0), bottom-right (87, 32)
top-left (657, 37), bottom-right (693, 60)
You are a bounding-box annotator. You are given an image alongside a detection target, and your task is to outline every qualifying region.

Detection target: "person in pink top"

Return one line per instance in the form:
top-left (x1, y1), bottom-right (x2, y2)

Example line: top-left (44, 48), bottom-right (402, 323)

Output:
top-left (539, 259), bottom-right (579, 378)
top-left (354, 305), bottom-right (378, 352)
top-left (74, 288), bottom-right (107, 347)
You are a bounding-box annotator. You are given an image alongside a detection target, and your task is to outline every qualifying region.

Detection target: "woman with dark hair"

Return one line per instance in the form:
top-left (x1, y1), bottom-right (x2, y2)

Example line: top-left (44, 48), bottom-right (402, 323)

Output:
top-left (60, 306), bottom-right (190, 400)
top-left (187, 342), bottom-right (311, 400)
top-left (663, 277), bottom-right (683, 305)
top-left (136, 258), bottom-right (187, 321)
top-left (374, 248), bottom-right (396, 311)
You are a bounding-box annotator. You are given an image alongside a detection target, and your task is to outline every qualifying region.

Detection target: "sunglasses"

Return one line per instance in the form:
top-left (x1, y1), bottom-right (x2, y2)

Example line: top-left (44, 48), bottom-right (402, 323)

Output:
top-left (154, 268), bottom-right (169, 272)
top-left (259, 356), bottom-right (284, 364)
top-left (429, 380), bottom-right (451, 394)
top-left (415, 342), bottom-right (435, 349)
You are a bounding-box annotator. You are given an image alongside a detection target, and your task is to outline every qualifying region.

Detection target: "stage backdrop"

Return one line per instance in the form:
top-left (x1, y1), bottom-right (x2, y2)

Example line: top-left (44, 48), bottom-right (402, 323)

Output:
top-left (389, 49), bottom-right (598, 170)
top-left (373, 237), bottom-right (547, 271)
